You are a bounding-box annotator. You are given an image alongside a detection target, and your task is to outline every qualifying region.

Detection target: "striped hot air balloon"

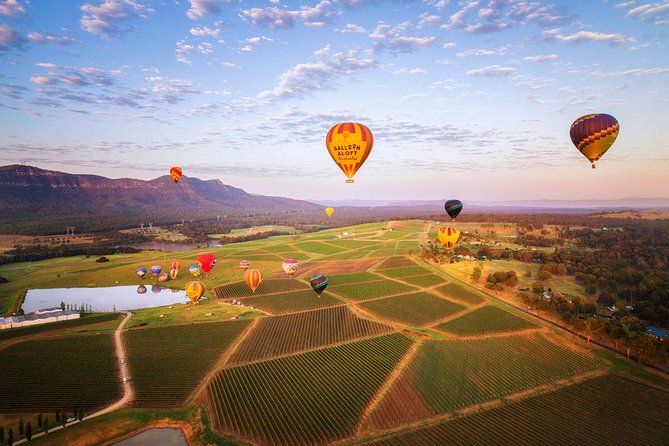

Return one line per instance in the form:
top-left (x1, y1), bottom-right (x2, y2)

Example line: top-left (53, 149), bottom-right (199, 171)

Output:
top-left (158, 272), bottom-right (170, 282)
top-left (239, 260), bottom-right (251, 270)
top-left (444, 200), bottom-right (463, 220)
top-left (570, 114), bottom-right (619, 169)
top-left (169, 268), bottom-right (179, 280)
top-left (170, 166), bottom-right (183, 183)
top-left (437, 227), bottom-right (460, 249)
top-left (244, 269), bottom-right (263, 293)
top-left (326, 122), bottom-right (374, 183)
top-left (184, 281), bottom-right (206, 304)
top-left (282, 259), bottom-right (299, 278)
top-left (171, 260), bottom-right (182, 271)
top-left (309, 274), bottom-right (329, 296)
top-left (189, 264), bottom-right (202, 278)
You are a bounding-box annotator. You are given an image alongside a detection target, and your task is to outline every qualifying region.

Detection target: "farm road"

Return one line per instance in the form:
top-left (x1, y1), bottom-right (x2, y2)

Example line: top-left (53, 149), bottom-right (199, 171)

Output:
top-left (14, 311), bottom-right (134, 445)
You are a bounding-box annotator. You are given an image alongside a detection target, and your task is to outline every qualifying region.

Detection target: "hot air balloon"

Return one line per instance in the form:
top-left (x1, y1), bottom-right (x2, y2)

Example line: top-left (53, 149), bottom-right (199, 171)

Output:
top-left (444, 200), bottom-right (463, 220)
top-left (244, 269), bottom-right (263, 293)
top-left (189, 264), bottom-right (202, 278)
top-left (136, 267), bottom-right (147, 280)
top-left (239, 260), bottom-right (251, 270)
top-left (169, 268), bottom-right (179, 280)
top-left (150, 265), bottom-right (162, 278)
top-left (437, 227), bottom-right (460, 248)
top-left (282, 259), bottom-right (299, 278)
top-left (325, 207), bottom-right (334, 217)
top-left (326, 122), bottom-right (374, 183)
top-left (570, 113), bottom-right (619, 169)
top-left (309, 274), bottom-right (329, 296)
top-left (137, 285), bottom-right (147, 294)
top-left (197, 253), bottom-right (217, 274)
top-left (185, 281), bottom-right (206, 304)
top-left (158, 272), bottom-right (170, 282)
top-left (151, 284), bottom-right (163, 293)
top-left (170, 166), bottom-right (183, 183)
top-left (171, 260), bottom-right (182, 271)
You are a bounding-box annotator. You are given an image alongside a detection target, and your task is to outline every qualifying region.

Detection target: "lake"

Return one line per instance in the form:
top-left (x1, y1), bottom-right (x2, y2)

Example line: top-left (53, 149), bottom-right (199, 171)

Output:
top-left (134, 241), bottom-right (220, 252)
top-left (22, 285), bottom-right (190, 313)
top-left (112, 428), bottom-right (188, 446)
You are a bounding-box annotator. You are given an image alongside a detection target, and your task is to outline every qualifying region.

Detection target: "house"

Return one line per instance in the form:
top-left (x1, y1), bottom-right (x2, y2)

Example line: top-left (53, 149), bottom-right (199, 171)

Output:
top-left (646, 326), bottom-right (669, 340)
top-left (0, 309), bottom-right (80, 330)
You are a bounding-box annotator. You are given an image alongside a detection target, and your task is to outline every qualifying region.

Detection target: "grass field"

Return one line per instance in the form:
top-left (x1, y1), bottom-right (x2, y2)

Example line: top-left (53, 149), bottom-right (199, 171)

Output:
top-left (125, 320), bottom-right (251, 407)
top-left (435, 283), bottom-right (487, 305)
top-left (0, 312), bottom-right (120, 341)
top-left (331, 280), bottom-right (419, 301)
top-left (213, 278), bottom-right (310, 299)
top-left (359, 292), bottom-right (466, 327)
top-left (400, 274), bottom-right (448, 288)
top-left (0, 334), bottom-right (120, 412)
top-left (208, 333), bottom-right (414, 445)
top-left (228, 306), bottom-right (393, 365)
top-left (328, 271), bottom-right (385, 285)
top-left (238, 289), bottom-right (343, 314)
top-left (366, 374), bottom-right (669, 446)
top-left (375, 257), bottom-right (418, 270)
top-left (377, 266), bottom-right (432, 278)
top-left (435, 305), bottom-right (537, 336)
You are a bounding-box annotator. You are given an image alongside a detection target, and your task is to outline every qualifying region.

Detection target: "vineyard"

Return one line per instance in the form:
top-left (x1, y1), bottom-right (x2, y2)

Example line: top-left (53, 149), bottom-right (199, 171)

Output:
top-left (377, 266), bottom-right (432, 278)
top-left (365, 332), bottom-right (603, 429)
top-left (0, 334), bottom-right (120, 412)
top-left (435, 283), bottom-right (486, 305)
top-left (331, 279), bottom-right (418, 301)
top-left (0, 312), bottom-right (120, 341)
top-left (294, 241), bottom-right (348, 255)
top-left (376, 257), bottom-right (418, 270)
top-left (359, 292), bottom-right (466, 327)
top-left (228, 306), bottom-right (393, 365)
top-left (239, 289), bottom-right (343, 314)
top-left (213, 278), bottom-right (309, 299)
top-left (400, 274), bottom-right (447, 288)
top-left (435, 305), bottom-right (537, 336)
top-left (207, 333), bottom-right (414, 445)
top-left (328, 271), bottom-right (385, 286)
top-left (365, 374), bottom-right (669, 445)
top-left (125, 320), bottom-right (250, 407)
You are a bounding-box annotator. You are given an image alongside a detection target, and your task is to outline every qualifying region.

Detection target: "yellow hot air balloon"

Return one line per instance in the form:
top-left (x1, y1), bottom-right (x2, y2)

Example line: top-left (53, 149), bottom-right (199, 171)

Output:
top-left (437, 227), bottom-right (460, 248)
top-left (184, 281), bottom-right (206, 303)
top-left (570, 114), bottom-right (619, 169)
top-left (170, 166), bottom-right (183, 183)
top-left (326, 122), bottom-right (374, 183)
top-left (244, 269), bottom-right (263, 293)
top-left (325, 207), bottom-right (334, 217)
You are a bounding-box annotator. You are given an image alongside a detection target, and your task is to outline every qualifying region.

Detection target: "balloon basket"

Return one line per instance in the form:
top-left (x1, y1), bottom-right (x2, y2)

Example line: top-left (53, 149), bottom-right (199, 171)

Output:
top-left (591, 163), bottom-right (596, 169)
top-left (346, 179), bottom-right (354, 184)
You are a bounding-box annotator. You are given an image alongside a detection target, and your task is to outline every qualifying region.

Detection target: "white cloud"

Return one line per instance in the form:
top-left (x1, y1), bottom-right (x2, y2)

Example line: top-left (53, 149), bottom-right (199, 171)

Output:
top-left (334, 23), bottom-right (367, 33)
top-left (543, 29), bottom-right (635, 44)
top-left (80, 0), bottom-right (154, 39)
top-left (456, 48), bottom-right (497, 57)
top-left (615, 1), bottom-right (637, 8)
top-left (0, 0), bottom-right (24, 17)
top-left (524, 54), bottom-right (558, 62)
top-left (369, 21), bottom-right (436, 52)
top-left (176, 40), bottom-right (194, 64)
top-left (190, 26), bottom-right (220, 38)
top-left (442, 41), bottom-right (457, 48)
top-left (591, 67), bottom-right (669, 76)
top-left (0, 23), bottom-right (22, 51)
top-left (466, 65), bottom-right (515, 76)
top-left (418, 12), bottom-right (441, 28)
top-left (240, 35), bottom-right (273, 52)
top-left (186, 0), bottom-right (233, 20)
top-left (239, 1), bottom-right (338, 29)
top-left (391, 68), bottom-right (428, 75)
top-left (28, 32), bottom-right (76, 45)
top-left (627, 1), bottom-right (669, 24)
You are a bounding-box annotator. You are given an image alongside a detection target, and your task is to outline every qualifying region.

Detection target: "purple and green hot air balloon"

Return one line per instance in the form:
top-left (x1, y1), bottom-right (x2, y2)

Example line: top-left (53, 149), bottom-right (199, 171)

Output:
top-left (444, 199), bottom-right (463, 221)
top-left (309, 274), bottom-right (328, 296)
top-left (150, 265), bottom-right (162, 278)
top-left (136, 267), bottom-right (147, 280)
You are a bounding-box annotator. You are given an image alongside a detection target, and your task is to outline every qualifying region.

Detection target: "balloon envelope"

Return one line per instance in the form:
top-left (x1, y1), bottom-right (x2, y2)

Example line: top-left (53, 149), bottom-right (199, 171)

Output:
top-left (150, 265), bottom-right (162, 276)
top-left (158, 272), bottom-right (170, 282)
top-left (136, 267), bottom-right (147, 279)
top-left (185, 281), bottom-right (206, 303)
top-left (239, 260), bottom-right (251, 270)
top-left (170, 166), bottom-right (182, 183)
top-left (437, 227), bottom-right (460, 248)
top-left (169, 268), bottom-right (179, 280)
top-left (189, 264), bottom-right (202, 277)
top-left (244, 269), bottom-right (263, 293)
top-left (137, 285), bottom-right (147, 295)
top-left (197, 253), bottom-right (217, 273)
top-left (325, 207), bottom-right (334, 217)
top-left (171, 260), bottom-right (182, 271)
top-left (570, 114), bottom-right (619, 168)
top-left (444, 200), bottom-right (463, 220)
top-left (326, 122), bottom-right (374, 183)
top-left (309, 274), bottom-right (329, 295)
top-left (282, 259), bottom-right (299, 277)
top-left (151, 285), bottom-right (163, 293)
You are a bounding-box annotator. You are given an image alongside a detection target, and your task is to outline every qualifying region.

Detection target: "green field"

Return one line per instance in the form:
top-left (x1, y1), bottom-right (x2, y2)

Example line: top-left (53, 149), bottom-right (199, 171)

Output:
top-left (366, 332), bottom-right (603, 429)
top-left (375, 256), bottom-right (418, 270)
top-left (435, 283), bottom-right (487, 305)
top-left (331, 279), bottom-right (419, 301)
top-left (294, 241), bottom-right (348, 255)
top-left (0, 334), bottom-right (120, 412)
top-left (328, 271), bottom-right (385, 285)
top-left (435, 305), bottom-right (537, 336)
top-left (125, 320), bottom-right (250, 407)
top-left (213, 278), bottom-right (310, 299)
top-left (378, 266), bottom-right (432, 278)
top-left (208, 333), bottom-right (414, 445)
top-left (366, 374), bottom-right (669, 446)
top-left (228, 306), bottom-right (393, 365)
top-left (359, 292), bottom-right (466, 327)
top-left (400, 274), bottom-right (448, 288)
top-left (238, 289), bottom-right (343, 314)
top-left (0, 312), bottom-right (120, 341)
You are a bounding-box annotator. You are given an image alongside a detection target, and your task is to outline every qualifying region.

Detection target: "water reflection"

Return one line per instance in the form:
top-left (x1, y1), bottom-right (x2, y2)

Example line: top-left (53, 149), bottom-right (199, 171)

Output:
top-left (22, 285), bottom-right (190, 313)
top-left (112, 428), bottom-right (188, 446)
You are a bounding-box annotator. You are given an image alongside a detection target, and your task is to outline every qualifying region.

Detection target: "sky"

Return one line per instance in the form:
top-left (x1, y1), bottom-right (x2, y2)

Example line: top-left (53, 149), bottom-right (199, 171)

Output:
top-left (1, 0), bottom-right (668, 202)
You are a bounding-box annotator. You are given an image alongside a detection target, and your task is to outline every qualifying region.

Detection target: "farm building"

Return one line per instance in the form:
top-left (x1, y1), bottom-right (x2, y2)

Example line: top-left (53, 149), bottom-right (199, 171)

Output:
top-left (646, 326), bottom-right (669, 340)
top-left (0, 308), bottom-right (80, 329)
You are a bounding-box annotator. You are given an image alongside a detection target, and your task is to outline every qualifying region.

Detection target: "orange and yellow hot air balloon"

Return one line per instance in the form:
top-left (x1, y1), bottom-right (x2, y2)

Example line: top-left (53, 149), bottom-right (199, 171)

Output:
top-left (170, 166), bottom-right (183, 183)
top-left (326, 122), bottom-right (374, 183)
top-left (570, 114), bottom-right (619, 169)
top-left (184, 281), bottom-right (206, 303)
top-left (244, 269), bottom-right (263, 293)
top-left (437, 227), bottom-right (460, 248)
top-left (325, 207), bottom-right (334, 217)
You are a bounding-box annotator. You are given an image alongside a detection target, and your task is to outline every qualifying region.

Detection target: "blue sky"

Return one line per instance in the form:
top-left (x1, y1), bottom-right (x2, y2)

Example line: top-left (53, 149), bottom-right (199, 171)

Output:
top-left (1, 0), bottom-right (668, 202)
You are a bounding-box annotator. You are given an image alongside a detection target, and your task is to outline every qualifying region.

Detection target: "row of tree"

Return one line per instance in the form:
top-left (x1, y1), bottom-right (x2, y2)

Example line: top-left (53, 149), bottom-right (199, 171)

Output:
top-left (0, 409), bottom-right (85, 444)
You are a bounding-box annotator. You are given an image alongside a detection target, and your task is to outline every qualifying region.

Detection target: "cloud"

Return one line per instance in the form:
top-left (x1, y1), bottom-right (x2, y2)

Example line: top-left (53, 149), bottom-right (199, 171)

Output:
top-left (145, 76), bottom-right (200, 104)
top-left (626, 1), bottom-right (669, 24)
top-left (189, 26), bottom-right (219, 38)
top-left (176, 40), bottom-right (194, 64)
top-left (418, 12), bottom-right (442, 28)
top-left (615, 1), bottom-right (637, 8)
top-left (0, 23), bottom-right (22, 51)
top-left (1, 82), bottom-right (28, 99)
top-left (456, 48), bottom-right (497, 57)
top-left (590, 67), bottom-right (669, 76)
top-left (523, 54), bottom-right (558, 62)
top-left (369, 21), bottom-right (436, 52)
top-left (80, 0), bottom-right (154, 38)
top-left (391, 67), bottom-right (428, 74)
top-left (30, 64), bottom-right (117, 87)
top-left (258, 49), bottom-right (377, 100)
top-left (27, 32), bottom-right (76, 45)
top-left (543, 29), bottom-right (635, 44)
top-left (240, 35), bottom-right (273, 52)
top-left (466, 65), bottom-right (515, 76)
top-left (186, 0), bottom-right (233, 20)
top-left (442, 41), bottom-right (457, 48)
top-left (0, 0), bottom-right (24, 17)
top-left (334, 23), bottom-right (367, 33)
top-left (239, 6), bottom-right (298, 29)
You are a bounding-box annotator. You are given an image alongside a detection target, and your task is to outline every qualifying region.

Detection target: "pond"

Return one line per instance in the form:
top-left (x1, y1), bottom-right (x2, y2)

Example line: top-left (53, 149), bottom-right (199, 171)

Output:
top-left (112, 428), bottom-right (188, 446)
top-left (21, 285), bottom-right (190, 313)
top-left (134, 241), bottom-right (220, 252)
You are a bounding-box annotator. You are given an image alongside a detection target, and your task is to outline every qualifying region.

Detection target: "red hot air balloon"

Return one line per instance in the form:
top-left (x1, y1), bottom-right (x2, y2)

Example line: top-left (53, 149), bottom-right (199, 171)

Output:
top-left (197, 253), bottom-right (217, 274)
top-left (170, 166), bottom-right (183, 183)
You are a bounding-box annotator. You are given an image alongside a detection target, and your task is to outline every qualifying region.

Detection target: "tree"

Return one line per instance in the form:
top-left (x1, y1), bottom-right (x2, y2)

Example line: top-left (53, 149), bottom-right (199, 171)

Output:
top-left (18, 418), bottom-right (23, 436)
top-left (525, 268), bottom-right (532, 278)
top-left (25, 423), bottom-right (32, 442)
top-left (44, 418), bottom-right (49, 434)
top-left (536, 269), bottom-right (552, 281)
top-left (7, 428), bottom-right (13, 446)
top-left (532, 281), bottom-right (545, 294)
top-left (60, 301), bottom-right (66, 311)
top-left (55, 411), bottom-right (60, 423)
top-left (37, 413), bottom-right (42, 429)
top-left (584, 317), bottom-right (606, 343)
top-left (78, 410), bottom-right (84, 422)
top-left (597, 292), bottom-right (615, 308)
top-left (0, 426), bottom-right (4, 443)
top-left (633, 333), bottom-right (657, 366)
top-left (470, 266), bottom-right (482, 283)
